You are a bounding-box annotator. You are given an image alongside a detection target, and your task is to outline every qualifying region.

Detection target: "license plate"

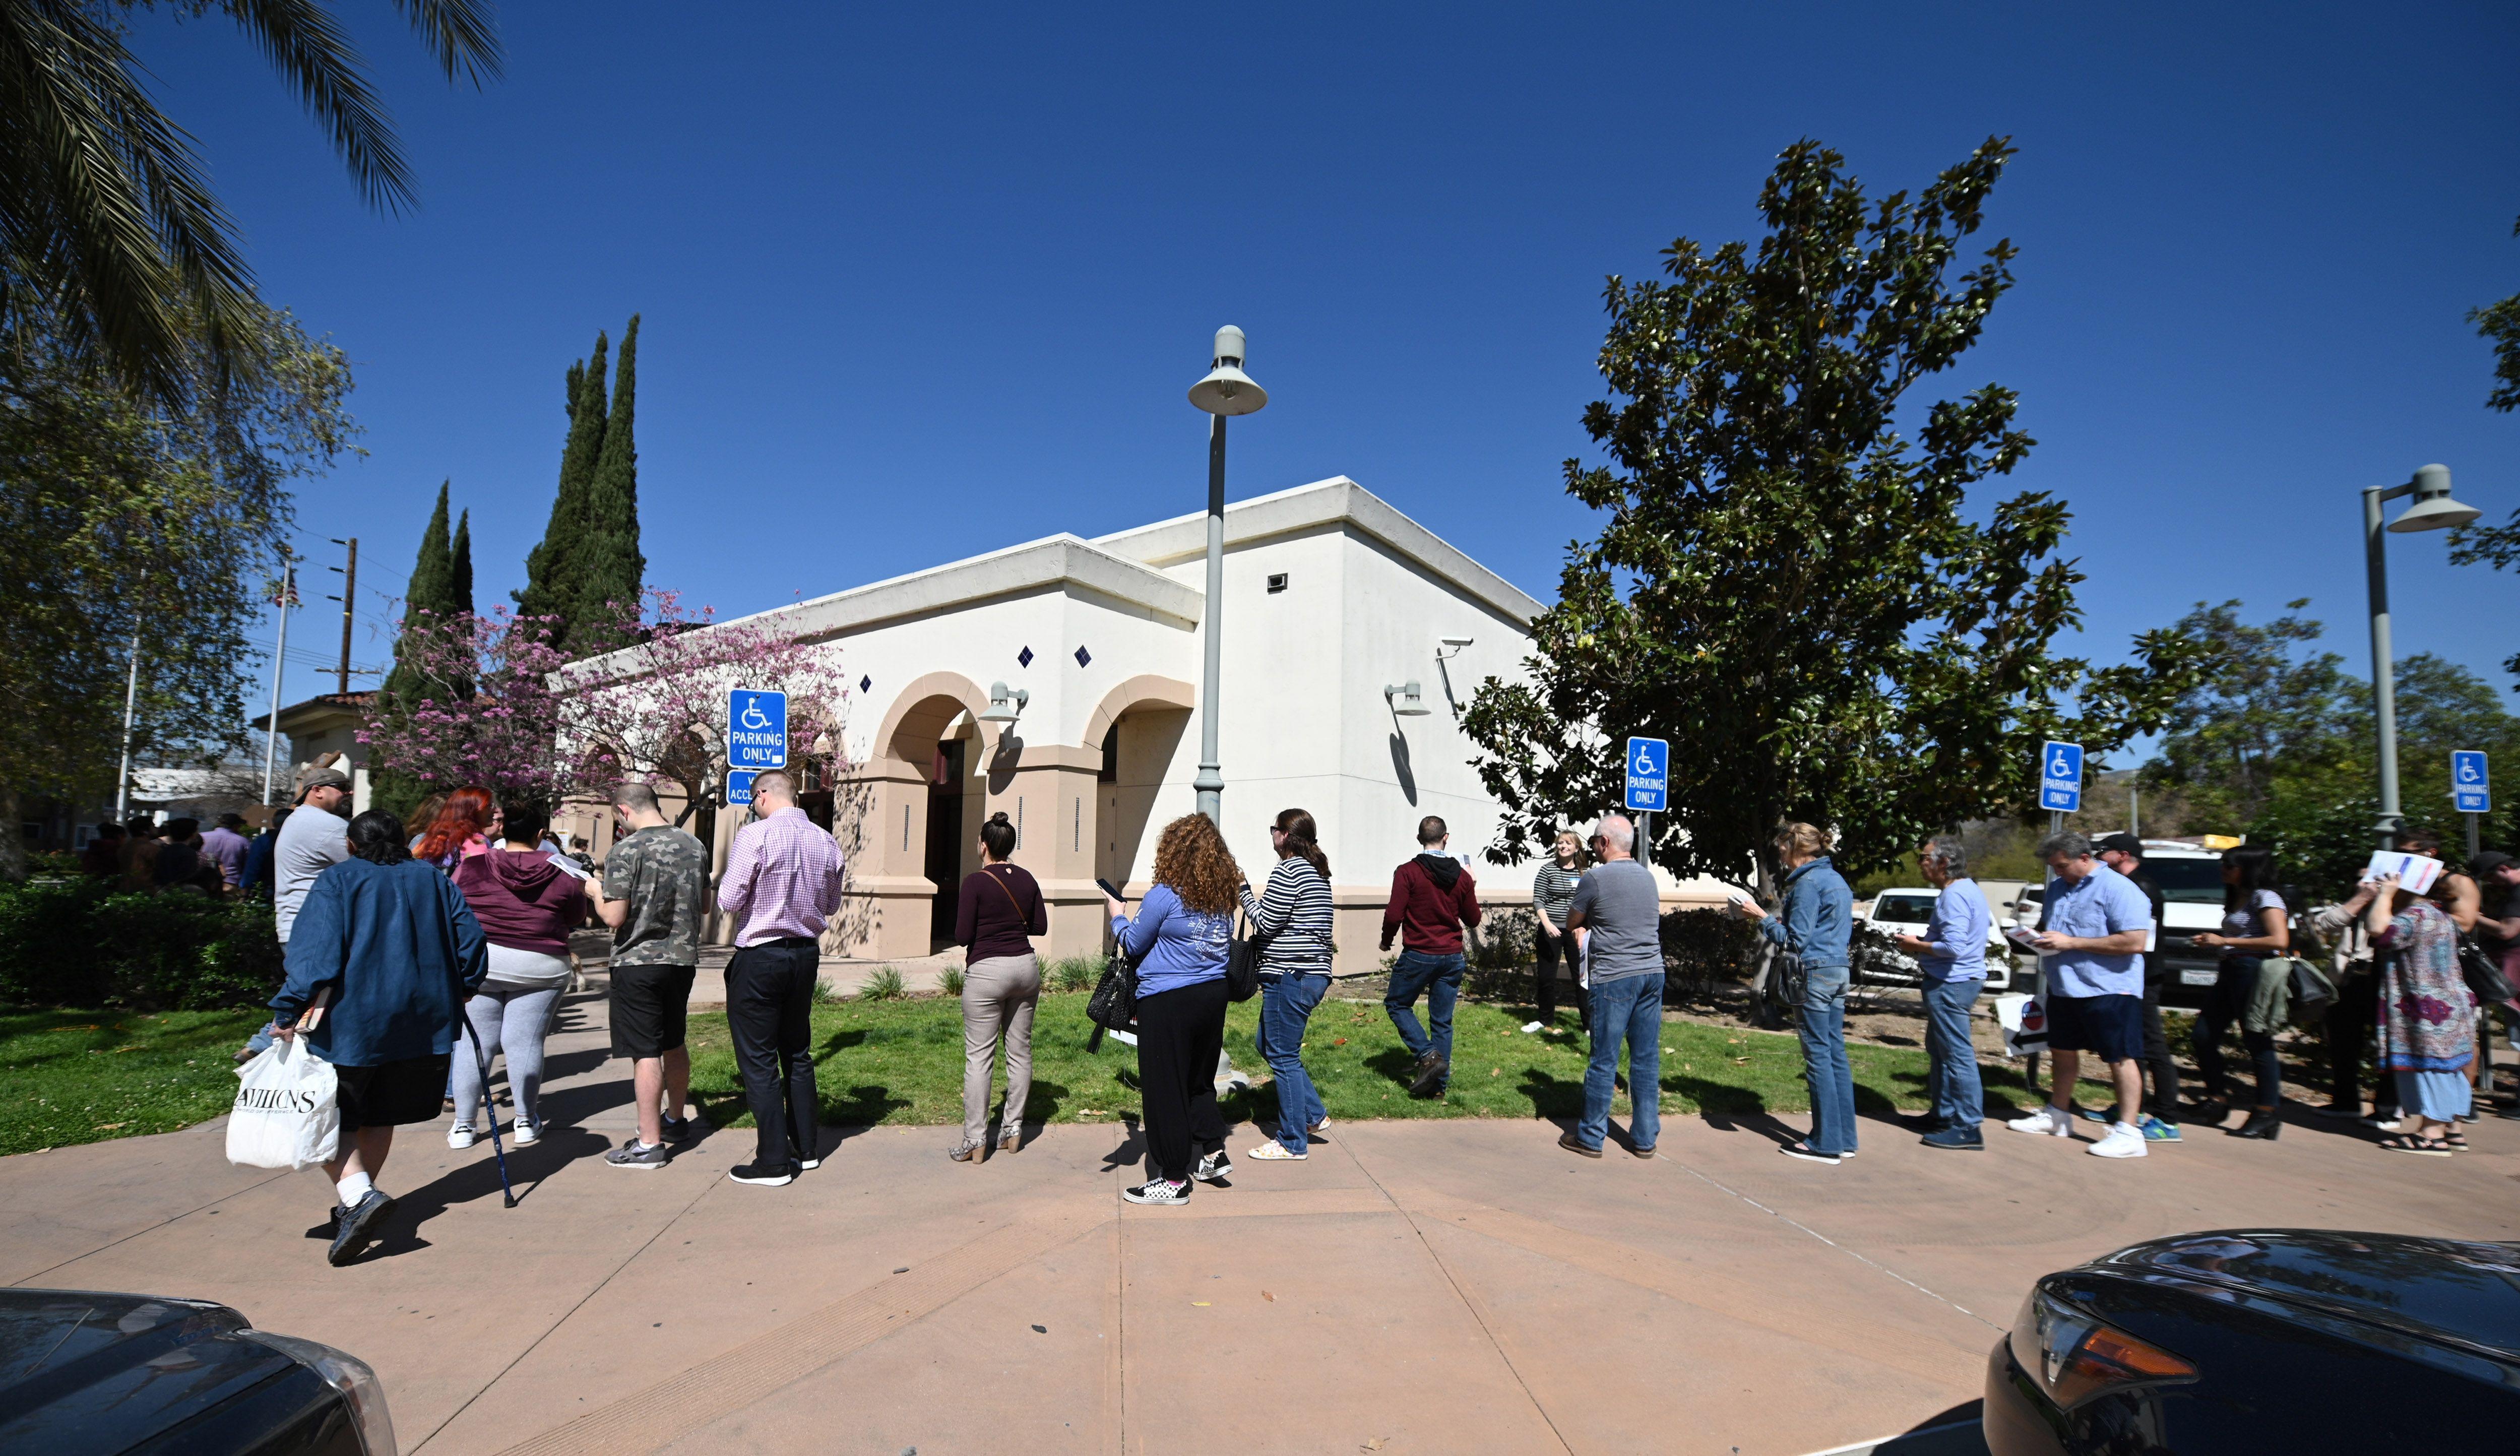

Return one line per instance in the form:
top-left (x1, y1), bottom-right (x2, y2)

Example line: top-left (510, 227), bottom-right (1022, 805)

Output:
top-left (2179, 968), bottom-right (2218, 986)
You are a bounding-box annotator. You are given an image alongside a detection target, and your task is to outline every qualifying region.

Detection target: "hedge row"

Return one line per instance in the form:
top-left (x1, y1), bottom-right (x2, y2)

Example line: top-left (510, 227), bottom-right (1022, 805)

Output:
top-left (0, 877), bottom-right (281, 1010)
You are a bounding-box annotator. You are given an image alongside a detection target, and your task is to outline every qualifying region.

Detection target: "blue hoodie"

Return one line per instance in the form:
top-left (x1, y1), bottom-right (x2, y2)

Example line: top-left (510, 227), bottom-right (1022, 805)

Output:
top-left (271, 857), bottom-right (489, 1066)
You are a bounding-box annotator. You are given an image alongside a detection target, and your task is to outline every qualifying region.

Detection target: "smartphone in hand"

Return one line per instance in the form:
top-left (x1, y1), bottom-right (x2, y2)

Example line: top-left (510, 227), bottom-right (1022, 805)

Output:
top-left (1095, 877), bottom-right (1126, 902)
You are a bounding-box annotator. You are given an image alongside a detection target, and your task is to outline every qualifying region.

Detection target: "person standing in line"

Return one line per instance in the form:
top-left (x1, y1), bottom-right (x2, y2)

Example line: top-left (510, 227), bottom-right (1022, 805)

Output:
top-left (2187, 846), bottom-right (2292, 1140)
top-left (1378, 815), bottom-right (1483, 1099)
top-left (240, 810), bottom-right (286, 900)
top-left (151, 817), bottom-right (203, 890)
top-left (2367, 869), bottom-right (2476, 1153)
top-left (1558, 813), bottom-right (1666, 1159)
top-left (118, 816), bottom-right (163, 893)
top-left (79, 822), bottom-right (125, 878)
top-left (1531, 831), bottom-right (1589, 1033)
top-left (2090, 834), bottom-right (2181, 1142)
top-left (715, 771), bottom-right (845, 1188)
top-left (414, 787), bottom-right (499, 870)
top-left (2010, 832), bottom-right (2155, 1159)
top-left (593, 782), bottom-right (712, 1170)
top-left (2397, 830), bottom-right (2487, 1114)
top-left (241, 769), bottom-right (354, 1061)
top-left (1734, 822), bottom-right (1857, 1163)
top-left (951, 810), bottom-right (1046, 1163)
top-left (1241, 807), bottom-right (1337, 1162)
top-left (1892, 836), bottom-right (1993, 1150)
top-left (1102, 813), bottom-right (1240, 1205)
top-left (201, 812), bottom-right (251, 892)
top-left (269, 809), bottom-right (488, 1266)
top-left (446, 799), bottom-right (587, 1150)
top-left (2468, 851), bottom-right (2520, 1118)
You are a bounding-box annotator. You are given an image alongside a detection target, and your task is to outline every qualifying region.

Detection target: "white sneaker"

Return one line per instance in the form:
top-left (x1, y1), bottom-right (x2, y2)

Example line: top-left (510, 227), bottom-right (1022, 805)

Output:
top-left (513, 1122), bottom-right (539, 1147)
top-left (1309, 1113), bottom-right (1333, 1134)
top-left (2088, 1121), bottom-right (2149, 1159)
top-left (2007, 1105), bottom-right (2071, 1137)
top-left (1246, 1142), bottom-right (1306, 1161)
top-left (448, 1125), bottom-right (476, 1150)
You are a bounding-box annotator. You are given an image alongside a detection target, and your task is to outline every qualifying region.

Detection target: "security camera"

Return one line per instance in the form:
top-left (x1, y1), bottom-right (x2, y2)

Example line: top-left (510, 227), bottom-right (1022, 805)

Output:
top-left (1440, 637), bottom-right (1474, 648)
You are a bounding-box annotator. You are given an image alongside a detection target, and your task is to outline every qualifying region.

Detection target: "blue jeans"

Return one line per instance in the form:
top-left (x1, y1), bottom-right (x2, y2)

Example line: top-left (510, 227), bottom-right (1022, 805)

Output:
top-left (1384, 950), bottom-right (1465, 1074)
top-left (1922, 977), bottom-right (1984, 1130)
top-left (1257, 972), bottom-right (1331, 1152)
top-left (1797, 963), bottom-right (1858, 1154)
top-left (1578, 973), bottom-right (1666, 1150)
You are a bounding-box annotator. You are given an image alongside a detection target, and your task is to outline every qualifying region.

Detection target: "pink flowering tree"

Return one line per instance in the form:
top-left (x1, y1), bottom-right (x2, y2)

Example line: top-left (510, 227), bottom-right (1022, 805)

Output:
top-left (555, 589), bottom-right (853, 823)
top-left (357, 608), bottom-right (574, 798)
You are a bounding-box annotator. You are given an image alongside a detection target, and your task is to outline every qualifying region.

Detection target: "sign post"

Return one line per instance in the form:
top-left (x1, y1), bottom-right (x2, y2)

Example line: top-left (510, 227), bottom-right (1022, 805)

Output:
top-left (726, 689), bottom-right (788, 812)
top-left (2453, 749), bottom-right (2490, 858)
top-left (1625, 736), bottom-right (1669, 866)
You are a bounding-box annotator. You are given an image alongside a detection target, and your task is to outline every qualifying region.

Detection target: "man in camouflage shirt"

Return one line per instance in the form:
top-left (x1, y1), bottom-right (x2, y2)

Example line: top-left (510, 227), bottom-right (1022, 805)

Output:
top-left (594, 782), bottom-right (712, 1168)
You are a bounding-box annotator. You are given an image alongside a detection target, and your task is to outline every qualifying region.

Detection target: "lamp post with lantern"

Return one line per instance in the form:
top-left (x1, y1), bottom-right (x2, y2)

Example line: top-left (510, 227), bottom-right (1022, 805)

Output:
top-left (1186, 326), bottom-right (1268, 824)
top-left (2363, 464), bottom-right (2481, 848)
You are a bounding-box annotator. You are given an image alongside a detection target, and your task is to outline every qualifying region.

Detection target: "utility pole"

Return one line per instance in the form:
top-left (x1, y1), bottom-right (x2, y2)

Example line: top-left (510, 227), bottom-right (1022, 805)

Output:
top-left (261, 555), bottom-right (297, 806)
top-left (327, 537), bottom-right (358, 694)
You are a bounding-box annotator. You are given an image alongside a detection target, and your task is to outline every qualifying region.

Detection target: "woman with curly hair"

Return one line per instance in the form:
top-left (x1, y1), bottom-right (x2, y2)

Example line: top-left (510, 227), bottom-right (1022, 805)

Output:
top-left (1102, 813), bottom-right (1241, 1206)
top-left (414, 786), bottom-right (500, 870)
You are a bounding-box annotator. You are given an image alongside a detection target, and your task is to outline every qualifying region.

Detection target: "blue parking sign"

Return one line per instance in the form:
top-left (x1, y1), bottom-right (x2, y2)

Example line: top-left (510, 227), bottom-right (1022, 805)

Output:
top-left (727, 769), bottom-right (759, 806)
top-left (727, 688), bottom-right (788, 770)
top-left (2453, 750), bottom-right (2491, 814)
top-left (2038, 740), bottom-right (2083, 813)
top-left (1624, 736), bottom-right (1669, 814)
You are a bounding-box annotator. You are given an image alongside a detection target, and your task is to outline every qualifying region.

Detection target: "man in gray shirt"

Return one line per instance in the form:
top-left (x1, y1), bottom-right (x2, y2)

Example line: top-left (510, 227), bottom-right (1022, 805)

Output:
top-left (273, 766), bottom-right (353, 944)
top-left (1560, 812), bottom-right (1665, 1160)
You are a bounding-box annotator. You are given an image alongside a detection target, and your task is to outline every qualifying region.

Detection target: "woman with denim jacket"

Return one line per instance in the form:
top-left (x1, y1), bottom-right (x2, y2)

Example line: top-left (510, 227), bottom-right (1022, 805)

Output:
top-left (1734, 821), bottom-right (1856, 1163)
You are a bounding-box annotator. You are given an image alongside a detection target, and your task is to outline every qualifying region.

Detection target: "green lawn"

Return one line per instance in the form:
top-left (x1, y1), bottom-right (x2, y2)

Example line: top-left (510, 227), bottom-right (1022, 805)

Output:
top-left (683, 992), bottom-right (2030, 1133)
top-left (3, 1007), bottom-right (268, 1156)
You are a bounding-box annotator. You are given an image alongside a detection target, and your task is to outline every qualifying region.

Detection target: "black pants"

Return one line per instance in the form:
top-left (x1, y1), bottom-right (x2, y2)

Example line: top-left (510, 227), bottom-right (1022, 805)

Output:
top-left (1534, 928), bottom-right (1588, 1030)
top-left (2193, 958), bottom-right (2280, 1110)
top-left (2140, 973), bottom-right (2180, 1123)
top-left (2326, 969), bottom-right (2398, 1114)
top-left (726, 938), bottom-right (821, 1167)
top-left (1135, 977), bottom-right (1229, 1183)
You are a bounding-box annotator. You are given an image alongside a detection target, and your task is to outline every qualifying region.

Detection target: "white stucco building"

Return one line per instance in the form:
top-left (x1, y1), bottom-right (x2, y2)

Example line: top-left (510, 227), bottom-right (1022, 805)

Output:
top-left (574, 475), bottom-right (1718, 970)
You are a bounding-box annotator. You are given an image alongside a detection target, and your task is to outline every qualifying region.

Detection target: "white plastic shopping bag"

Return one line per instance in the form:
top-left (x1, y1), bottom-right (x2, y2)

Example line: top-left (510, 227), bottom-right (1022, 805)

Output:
top-left (226, 1037), bottom-right (340, 1170)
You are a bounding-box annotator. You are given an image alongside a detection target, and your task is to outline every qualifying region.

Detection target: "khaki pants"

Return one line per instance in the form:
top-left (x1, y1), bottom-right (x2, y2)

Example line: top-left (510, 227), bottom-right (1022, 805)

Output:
top-left (962, 953), bottom-right (1041, 1147)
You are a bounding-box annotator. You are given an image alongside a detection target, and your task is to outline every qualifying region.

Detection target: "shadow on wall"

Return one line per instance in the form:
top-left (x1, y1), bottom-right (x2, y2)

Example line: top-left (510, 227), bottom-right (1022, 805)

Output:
top-left (1389, 731), bottom-right (1416, 806)
top-left (822, 768), bottom-right (880, 955)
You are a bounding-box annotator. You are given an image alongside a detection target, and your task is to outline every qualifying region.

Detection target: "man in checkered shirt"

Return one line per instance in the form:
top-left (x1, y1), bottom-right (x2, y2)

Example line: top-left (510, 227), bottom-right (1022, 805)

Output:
top-left (715, 771), bottom-right (845, 1186)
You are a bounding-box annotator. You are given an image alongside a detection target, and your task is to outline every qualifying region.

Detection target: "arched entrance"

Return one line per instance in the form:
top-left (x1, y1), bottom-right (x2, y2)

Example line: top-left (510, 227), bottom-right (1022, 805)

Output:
top-left (833, 672), bottom-right (993, 959)
top-left (1083, 675), bottom-right (1195, 893)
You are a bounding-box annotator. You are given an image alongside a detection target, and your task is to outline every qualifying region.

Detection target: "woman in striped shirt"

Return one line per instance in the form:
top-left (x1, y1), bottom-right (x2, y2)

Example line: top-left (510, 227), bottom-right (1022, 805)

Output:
top-left (1532, 831), bottom-right (1588, 1031)
top-left (1240, 807), bottom-right (1338, 1161)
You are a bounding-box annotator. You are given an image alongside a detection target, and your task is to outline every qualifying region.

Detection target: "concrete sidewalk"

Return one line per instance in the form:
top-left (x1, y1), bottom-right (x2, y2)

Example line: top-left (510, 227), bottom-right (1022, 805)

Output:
top-left (6, 984), bottom-right (2516, 1456)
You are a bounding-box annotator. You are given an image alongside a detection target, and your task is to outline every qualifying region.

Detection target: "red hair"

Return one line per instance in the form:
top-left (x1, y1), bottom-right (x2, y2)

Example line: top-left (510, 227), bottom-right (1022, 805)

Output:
top-left (415, 786), bottom-right (496, 863)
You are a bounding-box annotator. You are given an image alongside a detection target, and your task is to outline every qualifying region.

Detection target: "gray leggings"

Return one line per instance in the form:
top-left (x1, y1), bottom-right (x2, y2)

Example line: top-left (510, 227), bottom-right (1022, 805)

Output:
top-left (451, 981), bottom-right (562, 1131)
top-left (962, 953), bottom-right (1040, 1147)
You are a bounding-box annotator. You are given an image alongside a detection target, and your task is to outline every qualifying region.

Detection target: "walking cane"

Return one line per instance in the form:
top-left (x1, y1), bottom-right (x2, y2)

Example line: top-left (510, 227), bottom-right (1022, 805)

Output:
top-left (461, 1003), bottom-right (518, 1209)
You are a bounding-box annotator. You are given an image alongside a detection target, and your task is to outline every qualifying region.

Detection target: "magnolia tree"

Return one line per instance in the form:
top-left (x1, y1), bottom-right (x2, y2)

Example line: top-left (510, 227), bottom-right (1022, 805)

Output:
top-left (557, 589), bottom-right (853, 821)
top-left (357, 608), bottom-right (573, 797)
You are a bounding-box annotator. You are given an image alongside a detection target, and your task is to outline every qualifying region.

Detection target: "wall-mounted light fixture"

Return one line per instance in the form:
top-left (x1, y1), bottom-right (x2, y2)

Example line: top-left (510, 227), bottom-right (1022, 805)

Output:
top-left (979, 680), bottom-right (1029, 723)
top-left (1384, 681), bottom-right (1431, 716)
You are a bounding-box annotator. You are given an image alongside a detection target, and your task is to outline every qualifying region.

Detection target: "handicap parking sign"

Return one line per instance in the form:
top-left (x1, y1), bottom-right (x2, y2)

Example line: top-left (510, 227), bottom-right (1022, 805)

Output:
top-left (1624, 736), bottom-right (1669, 814)
top-left (2453, 750), bottom-right (2491, 814)
top-left (727, 768), bottom-right (759, 806)
top-left (2038, 740), bottom-right (2083, 813)
top-left (727, 688), bottom-right (788, 770)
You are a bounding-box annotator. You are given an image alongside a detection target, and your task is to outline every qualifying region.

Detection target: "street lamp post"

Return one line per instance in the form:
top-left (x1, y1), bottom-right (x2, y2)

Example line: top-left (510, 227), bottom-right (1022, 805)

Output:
top-left (2363, 464), bottom-right (2480, 848)
top-left (1186, 326), bottom-right (1268, 825)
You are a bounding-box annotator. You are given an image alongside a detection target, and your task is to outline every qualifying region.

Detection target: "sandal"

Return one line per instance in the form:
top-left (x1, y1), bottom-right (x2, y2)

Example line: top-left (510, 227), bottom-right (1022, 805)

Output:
top-left (2377, 1134), bottom-right (2453, 1156)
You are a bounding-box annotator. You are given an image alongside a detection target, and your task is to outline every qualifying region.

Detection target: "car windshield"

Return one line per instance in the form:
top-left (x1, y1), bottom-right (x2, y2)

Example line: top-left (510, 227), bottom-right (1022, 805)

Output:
top-left (2144, 857), bottom-right (2226, 904)
top-left (1873, 894), bottom-right (1936, 923)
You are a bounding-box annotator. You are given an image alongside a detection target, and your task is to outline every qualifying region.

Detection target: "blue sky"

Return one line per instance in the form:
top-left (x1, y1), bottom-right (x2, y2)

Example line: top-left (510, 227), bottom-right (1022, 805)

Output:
top-left (147, 3), bottom-right (2520, 744)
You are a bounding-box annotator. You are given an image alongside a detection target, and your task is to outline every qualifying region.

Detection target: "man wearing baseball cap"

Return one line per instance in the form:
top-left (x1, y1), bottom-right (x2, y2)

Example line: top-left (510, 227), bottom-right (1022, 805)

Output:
top-left (2092, 833), bottom-right (2180, 1142)
top-left (239, 761), bottom-right (356, 1063)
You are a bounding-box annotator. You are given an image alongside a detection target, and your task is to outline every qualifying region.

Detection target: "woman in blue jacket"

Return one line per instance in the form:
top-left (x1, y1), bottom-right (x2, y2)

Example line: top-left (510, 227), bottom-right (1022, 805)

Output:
top-left (1735, 821), bottom-right (1857, 1163)
top-left (272, 809), bottom-right (488, 1265)
top-left (1101, 813), bottom-right (1241, 1206)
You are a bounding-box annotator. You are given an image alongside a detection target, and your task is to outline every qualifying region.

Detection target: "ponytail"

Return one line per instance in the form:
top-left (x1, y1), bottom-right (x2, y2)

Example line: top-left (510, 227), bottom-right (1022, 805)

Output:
top-left (1276, 807), bottom-right (1330, 880)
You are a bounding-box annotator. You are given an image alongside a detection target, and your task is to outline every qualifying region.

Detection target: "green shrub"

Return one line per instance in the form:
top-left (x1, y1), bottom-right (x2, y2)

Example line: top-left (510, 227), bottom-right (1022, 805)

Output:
top-left (0, 878), bottom-right (279, 1010)
top-left (808, 975), bottom-right (843, 1005)
top-left (859, 964), bottom-right (907, 1001)
top-left (941, 964), bottom-right (967, 996)
top-left (1047, 954), bottom-right (1104, 993)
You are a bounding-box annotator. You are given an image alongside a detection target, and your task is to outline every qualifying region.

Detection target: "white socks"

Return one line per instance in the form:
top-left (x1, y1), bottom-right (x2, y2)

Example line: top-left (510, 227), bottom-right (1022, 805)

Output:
top-left (336, 1172), bottom-right (373, 1207)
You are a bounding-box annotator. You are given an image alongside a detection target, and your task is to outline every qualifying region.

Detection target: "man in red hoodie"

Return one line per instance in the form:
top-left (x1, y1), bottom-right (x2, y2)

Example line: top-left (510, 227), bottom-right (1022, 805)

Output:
top-left (1380, 815), bottom-right (1483, 1098)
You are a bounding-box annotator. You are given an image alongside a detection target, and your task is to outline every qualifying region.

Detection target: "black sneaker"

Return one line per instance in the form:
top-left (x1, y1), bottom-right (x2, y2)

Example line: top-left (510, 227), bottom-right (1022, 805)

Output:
top-left (1122, 1177), bottom-right (1189, 1206)
top-left (1191, 1150), bottom-right (1232, 1184)
top-left (727, 1160), bottom-right (797, 1186)
top-left (659, 1112), bottom-right (704, 1142)
top-left (1408, 1054), bottom-right (1450, 1098)
top-left (327, 1189), bottom-right (395, 1267)
top-left (606, 1141), bottom-right (668, 1171)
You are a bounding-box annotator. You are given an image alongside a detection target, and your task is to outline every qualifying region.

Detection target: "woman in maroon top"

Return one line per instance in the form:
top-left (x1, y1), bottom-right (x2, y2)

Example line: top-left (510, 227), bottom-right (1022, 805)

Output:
top-left (953, 811), bottom-right (1046, 1161)
top-left (446, 799), bottom-right (588, 1149)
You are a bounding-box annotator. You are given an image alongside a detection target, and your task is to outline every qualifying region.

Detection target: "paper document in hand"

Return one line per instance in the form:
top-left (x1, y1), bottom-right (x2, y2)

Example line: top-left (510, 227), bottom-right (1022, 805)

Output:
top-left (2363, 851), bottom-right (2444, 895)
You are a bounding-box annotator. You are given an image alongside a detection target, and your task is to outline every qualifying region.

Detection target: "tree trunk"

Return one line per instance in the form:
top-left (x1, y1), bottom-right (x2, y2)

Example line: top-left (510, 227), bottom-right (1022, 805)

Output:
top-left (0, 785), bottom-right (23, 881)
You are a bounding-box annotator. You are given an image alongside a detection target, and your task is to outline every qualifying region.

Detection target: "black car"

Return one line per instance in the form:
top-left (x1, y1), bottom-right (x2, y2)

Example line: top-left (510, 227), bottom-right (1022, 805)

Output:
top-left (0, 1290), bottom-right (394, 1454)
top-left (1986, 1230), bottom-right (2520, 1453)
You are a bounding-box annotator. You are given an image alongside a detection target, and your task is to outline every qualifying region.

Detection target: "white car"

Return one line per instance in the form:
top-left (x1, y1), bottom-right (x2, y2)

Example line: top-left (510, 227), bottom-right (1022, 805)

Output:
top-left (1855, 886), bottom-right (2015, 991)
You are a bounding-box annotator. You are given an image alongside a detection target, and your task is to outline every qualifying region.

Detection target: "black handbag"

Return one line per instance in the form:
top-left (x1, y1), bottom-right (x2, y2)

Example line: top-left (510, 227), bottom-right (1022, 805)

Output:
top-left (1084, 953), bottom-right (1138, 1054)
top-left (1225, 909), bottom-right (1264, 1002)
top-left (2458, 934), bottom-right (2515, 1005)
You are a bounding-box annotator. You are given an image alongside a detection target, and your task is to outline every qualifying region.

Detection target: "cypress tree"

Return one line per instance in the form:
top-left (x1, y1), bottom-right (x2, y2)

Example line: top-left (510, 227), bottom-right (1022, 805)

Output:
top-left (374, 482), bottom-right (466, 815)
top-left (449, 507), bottom-right (474, 618)
top-left (574, 314), bottom-right (646, 652)
top-left (517, 334), bottom-right (610, 649)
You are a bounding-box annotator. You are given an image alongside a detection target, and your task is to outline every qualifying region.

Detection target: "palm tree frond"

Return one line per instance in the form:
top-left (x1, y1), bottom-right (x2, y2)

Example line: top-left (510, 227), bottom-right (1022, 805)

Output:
top-left (214, 0), bottom-right (414, 213)
top-left (393, 0), bottom-right (503, 85)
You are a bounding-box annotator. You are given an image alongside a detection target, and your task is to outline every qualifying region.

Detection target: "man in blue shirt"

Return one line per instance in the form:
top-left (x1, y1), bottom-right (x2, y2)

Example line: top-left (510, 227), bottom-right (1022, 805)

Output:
top-left (2009, 831), bottom-right (2154, 1159)
top-left (1893, 836), bottom-right (1992, 1150)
